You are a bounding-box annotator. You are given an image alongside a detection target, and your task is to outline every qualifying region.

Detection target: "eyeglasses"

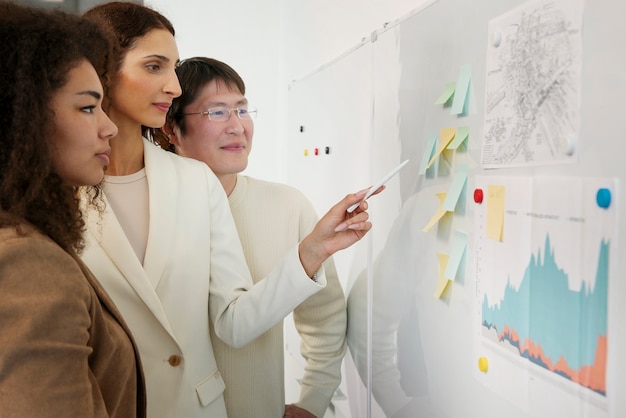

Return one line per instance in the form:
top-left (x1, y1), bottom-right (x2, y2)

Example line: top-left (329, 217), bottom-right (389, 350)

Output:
top-left (182, 106), bottom-right (257, 122)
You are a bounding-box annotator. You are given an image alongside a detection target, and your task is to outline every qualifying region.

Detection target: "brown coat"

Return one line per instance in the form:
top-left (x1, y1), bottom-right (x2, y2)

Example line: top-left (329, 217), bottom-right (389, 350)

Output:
top-left (0, 223), bottom-right (146, 418)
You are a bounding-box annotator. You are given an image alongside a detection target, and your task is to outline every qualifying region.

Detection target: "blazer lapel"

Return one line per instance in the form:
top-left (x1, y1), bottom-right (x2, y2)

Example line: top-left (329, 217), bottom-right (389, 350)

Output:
top-left (84, 171), bottom-right (176, 338)
top-left (142, 140), bottom-right (176, 291)
top-left (73, 255), bottom-right (147, 406)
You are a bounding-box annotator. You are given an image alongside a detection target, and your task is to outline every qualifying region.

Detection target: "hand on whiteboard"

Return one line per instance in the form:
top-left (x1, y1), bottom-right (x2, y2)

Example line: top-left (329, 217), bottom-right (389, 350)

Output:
top-left (297, 188), bottom-right (373, 278)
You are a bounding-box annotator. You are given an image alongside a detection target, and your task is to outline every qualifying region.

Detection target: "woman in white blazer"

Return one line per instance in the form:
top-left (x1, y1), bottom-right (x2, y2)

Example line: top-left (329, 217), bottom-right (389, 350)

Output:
top-left (81, 3), bottom-right (376, 418)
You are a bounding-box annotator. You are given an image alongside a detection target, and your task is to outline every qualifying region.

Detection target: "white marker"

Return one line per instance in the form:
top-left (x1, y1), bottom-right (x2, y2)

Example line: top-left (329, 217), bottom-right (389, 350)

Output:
top-left (347, 159), bottom-right (410, 213)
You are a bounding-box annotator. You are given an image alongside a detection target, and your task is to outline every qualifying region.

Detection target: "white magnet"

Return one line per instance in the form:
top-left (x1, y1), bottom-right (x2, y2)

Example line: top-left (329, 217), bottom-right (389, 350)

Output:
top-left (491, 31), bottom-right (501, 47)
top-left (564, 133), bottom-right (576, 156)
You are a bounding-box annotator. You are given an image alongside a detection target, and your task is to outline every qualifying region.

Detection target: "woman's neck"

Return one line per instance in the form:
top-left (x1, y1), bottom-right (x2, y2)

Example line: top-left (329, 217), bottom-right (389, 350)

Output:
top-left (106, 120), bottom-right (146, 176)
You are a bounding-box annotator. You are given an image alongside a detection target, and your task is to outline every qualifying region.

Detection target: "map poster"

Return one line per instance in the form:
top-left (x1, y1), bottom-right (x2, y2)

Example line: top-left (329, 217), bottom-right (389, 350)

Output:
top-left (481, 0), bottom-right (583, 169)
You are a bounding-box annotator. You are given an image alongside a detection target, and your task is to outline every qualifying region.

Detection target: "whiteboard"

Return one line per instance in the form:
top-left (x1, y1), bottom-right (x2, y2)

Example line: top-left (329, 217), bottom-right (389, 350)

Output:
top-left (287, 0), bottom-right (626, 416)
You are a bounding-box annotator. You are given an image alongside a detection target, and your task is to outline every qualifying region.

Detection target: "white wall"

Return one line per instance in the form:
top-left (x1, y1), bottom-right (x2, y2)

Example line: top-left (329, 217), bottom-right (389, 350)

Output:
top-left (283, 0), bottom-right (434, 81)
top-left (147, 0), bottom-right (287, 182)
top-left (148, 0), bottom-right (431, 185)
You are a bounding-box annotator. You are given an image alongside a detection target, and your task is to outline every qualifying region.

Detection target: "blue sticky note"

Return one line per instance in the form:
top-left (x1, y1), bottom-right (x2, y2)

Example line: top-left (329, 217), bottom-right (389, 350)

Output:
top-left (418, 131), bottom-right (438, 175)
top-left (442, 163), bottom-right (468, 211)
top-left (451, 64), bottom-right (471, 116)
top-left (448, 126), bottom-right (469, 149)
top-left (444, 230), bottom-right (468, 281)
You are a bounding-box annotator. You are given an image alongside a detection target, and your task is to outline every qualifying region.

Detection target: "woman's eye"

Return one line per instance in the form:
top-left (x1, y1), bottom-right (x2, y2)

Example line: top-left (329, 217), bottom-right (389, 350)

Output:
top-left (146, 64), bottom-right (161, 71)
top-left (81, 105), bottom-right (96, 114)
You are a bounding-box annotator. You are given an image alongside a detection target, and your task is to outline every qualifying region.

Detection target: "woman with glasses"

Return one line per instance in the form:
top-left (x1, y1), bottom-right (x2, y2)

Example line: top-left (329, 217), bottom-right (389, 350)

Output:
top-left (80, 2), bottom-right (376, 418)
top-left (0, 2), bottom-right (145, 417)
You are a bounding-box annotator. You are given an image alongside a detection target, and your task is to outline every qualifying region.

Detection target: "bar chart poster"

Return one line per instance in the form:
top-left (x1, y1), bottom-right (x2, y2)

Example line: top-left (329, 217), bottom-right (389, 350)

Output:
top-left (472, 175), bottom-right (616, 418)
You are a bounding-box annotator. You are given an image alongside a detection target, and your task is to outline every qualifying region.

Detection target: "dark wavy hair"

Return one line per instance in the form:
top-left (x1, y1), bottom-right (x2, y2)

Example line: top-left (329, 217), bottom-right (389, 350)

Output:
top-left (153, 57), bottom-right (247, 152)
top-left (0, 1), bottom-right (114, 254)
top-left (83, 1), bottom-right (175, 140)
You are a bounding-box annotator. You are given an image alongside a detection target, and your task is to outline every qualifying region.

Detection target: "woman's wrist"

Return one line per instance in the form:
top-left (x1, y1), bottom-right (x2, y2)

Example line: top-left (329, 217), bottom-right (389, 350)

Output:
top-left (297, 235), bottom-right (327, 279)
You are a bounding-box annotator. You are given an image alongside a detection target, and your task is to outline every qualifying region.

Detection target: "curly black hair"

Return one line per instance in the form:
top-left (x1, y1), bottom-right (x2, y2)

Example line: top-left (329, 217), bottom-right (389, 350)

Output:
top-left (0, 1), bottom-right (115, 254)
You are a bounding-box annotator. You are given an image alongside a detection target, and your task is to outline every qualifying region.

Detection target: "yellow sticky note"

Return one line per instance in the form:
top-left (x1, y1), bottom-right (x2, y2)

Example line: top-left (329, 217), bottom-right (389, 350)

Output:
top-left (434, 253), bottom-right (451, 299)
top-left (423, 193), bottom-right (448, 232)
top-left (486, 185), bottom-right (505, 241)
top-left (426, 128), bottom-right (456, 169)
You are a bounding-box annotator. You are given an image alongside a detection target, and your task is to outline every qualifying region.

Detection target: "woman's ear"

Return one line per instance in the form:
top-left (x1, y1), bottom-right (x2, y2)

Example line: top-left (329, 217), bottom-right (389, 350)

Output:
top-left (161, 124), bottom-right (180, 146)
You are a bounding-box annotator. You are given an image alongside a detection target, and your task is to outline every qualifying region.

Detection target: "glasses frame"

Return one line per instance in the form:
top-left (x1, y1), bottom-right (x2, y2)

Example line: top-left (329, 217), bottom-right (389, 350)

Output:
top-left (182, 106), bottom-right (257, 122)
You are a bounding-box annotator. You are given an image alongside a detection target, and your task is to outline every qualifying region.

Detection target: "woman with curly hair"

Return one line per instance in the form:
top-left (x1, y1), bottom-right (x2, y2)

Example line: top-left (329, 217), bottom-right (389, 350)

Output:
top-left (0, 2), bottom-right (145, 417)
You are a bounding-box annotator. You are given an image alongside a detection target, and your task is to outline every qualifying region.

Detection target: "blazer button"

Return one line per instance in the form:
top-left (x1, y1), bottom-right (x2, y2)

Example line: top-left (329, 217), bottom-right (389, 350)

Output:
top-left (168, 355), bottom-right (182, 367)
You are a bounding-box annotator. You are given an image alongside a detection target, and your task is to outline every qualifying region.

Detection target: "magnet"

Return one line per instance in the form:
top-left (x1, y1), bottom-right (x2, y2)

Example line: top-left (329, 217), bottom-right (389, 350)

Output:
top-left (478, 356), bottom-right (488, 373)
top-left (303, 149), bottom-right (308, 156)
top-left (596, 188), bottom-right (611, 209)
top-left (564, 133), bottom-right (576, 156)
top-left (474, 188), bottom-right (484, 204)
top-left (299, 126), bottom-right (305, 133)
top-left (491, 31), bottom-right (501, 47)
top-left (314, 148), bottom-right (319, 156)
top-left (325, 146), bottom-right (331, 155)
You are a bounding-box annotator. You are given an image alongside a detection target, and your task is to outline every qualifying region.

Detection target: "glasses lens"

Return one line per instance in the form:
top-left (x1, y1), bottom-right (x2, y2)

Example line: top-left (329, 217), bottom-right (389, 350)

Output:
top-left (208, 107), bottom-right (230, 121)
top-left (240, 108), bottom-right (257, 119)
top-left (206, 107), bottom-right (257, 121)
top-left (239, 107), bottom-right (256, 119)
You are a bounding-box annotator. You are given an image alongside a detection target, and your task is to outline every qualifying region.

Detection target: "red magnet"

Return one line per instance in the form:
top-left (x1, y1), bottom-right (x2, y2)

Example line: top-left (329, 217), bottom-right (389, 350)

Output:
top-left (314, 148), bottom-right (319, 156)
top-left (474, 188), bottom-right (484, 203)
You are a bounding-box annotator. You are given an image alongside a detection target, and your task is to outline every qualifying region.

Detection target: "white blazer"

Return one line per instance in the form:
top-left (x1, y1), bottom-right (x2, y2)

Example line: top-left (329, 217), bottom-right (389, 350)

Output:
top-left (81, 139), bottom-right (325, 418)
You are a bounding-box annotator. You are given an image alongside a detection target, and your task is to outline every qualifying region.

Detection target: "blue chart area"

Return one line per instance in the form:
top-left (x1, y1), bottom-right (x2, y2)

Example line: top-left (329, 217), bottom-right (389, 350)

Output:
top-left (473, 175), bottom-right (615, 416)
top-left (482, 234), bottom-right (608, 395)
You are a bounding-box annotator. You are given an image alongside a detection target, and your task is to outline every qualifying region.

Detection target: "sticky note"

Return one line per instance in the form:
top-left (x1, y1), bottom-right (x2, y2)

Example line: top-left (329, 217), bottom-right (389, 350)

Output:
top-left (435, 81), bottom-right (456, 105)
top-left (486, 185), bottom-right (505, 241)
top-left (434, 253), bottom-right (451, 299)
top-left (444, 230), bottom-right (468, 281)
top-left (442, 163), bottom-right (468, 212)
top-left (423, 193), bottom-right (448, 232)
top-left (418, 132), bottom-right (438, 175)
top-left (426, 128), bottom-right (456, 170)
top-left (451, 64), bottom-right (471, 115)
top-left (448, 126), bottom-right (469, 149)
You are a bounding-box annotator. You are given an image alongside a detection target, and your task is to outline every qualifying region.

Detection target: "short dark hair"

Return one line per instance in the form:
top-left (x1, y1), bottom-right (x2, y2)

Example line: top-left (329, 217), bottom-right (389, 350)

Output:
top-left (0, 1), bottom-right (113, 253)
top-left (154, 57), bottom-right (246, 152)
